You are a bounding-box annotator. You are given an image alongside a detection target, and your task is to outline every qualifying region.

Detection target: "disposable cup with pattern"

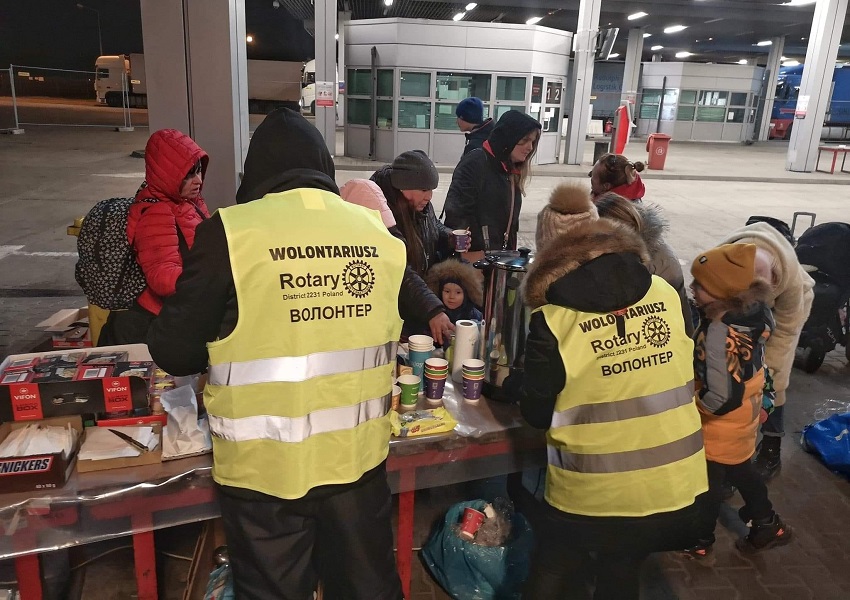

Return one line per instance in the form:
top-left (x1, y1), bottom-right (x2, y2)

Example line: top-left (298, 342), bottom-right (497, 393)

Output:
top-left (397, 374), bottom-right (421, 408)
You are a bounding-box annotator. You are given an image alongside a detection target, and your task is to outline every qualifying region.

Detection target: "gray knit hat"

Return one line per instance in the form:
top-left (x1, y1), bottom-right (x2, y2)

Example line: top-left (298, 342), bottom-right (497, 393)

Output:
top-left (389, 150), bottom-right (439, 190)
top-left (535, 182), bottom-right (598, 251)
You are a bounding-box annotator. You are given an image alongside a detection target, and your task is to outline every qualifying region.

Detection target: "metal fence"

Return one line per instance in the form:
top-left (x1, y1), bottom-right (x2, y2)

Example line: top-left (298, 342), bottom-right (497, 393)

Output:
top-left (1, 64), bottom-right (145, 131)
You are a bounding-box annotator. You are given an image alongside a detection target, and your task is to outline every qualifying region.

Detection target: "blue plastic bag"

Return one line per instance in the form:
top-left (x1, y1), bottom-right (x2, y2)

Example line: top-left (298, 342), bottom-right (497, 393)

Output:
top-left (421, 500), bottom-right (534, 600)
top-left (801, 412), bottom-right (850, 475)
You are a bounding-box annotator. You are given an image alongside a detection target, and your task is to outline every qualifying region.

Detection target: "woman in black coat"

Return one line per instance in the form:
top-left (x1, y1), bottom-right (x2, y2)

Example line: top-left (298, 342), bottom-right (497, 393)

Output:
top-left (371, 150), bottom-right (455, 344)
top-left (444, 110), bottom-right (542, 261)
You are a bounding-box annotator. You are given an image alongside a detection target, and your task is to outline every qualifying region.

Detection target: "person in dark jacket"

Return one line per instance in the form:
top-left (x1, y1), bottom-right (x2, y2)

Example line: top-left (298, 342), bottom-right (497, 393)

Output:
top-left (371, 150), bottom-right (455, 344)
top-left (519, 217), bottom-right (706, 600)
top-left (99, 129), bottom-right (209, 346)
top-left (455, 97), bottom-right (495, 156)
top-left (147, 108), bottom-right (404, 600)
top-left (589, 153), bottom-right (646, 201)
top-left (339, 178), bottom-right (449, 343)
top-left (444, 110), bottom-right (542, 261)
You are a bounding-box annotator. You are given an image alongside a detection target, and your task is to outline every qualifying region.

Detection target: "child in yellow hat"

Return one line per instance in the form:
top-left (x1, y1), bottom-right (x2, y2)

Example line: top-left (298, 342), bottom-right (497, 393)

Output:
top-left (686, 243), bottom-right (792, 560)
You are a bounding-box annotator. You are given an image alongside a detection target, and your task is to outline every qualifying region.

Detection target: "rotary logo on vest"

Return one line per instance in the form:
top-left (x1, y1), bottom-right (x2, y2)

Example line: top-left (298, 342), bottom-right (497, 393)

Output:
top-left (280, 260), bottom-right (376, 301)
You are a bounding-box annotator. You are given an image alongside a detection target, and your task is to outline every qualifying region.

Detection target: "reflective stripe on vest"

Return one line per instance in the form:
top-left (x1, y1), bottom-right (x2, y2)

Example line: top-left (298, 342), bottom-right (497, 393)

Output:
top-left (547, 429), bottom-right (704, 473)
top-left (209, 393), bottom-right (391, 443)
top-left (208, 341), bottom-right (396, 386)
top-left (551, 381), bottom-right (696, 428)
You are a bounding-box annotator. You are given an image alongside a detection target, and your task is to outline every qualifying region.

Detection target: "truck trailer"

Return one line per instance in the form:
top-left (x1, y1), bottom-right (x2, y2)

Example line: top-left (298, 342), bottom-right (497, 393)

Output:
top-left (95, 54), bottom-right (302, 114)
top-left (771, 63), bottom-right (850, 140)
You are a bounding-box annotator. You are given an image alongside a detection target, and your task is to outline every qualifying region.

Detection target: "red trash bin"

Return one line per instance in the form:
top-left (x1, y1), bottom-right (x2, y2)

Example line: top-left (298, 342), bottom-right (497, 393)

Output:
top-left (646, 133), bottom-right (672, 170)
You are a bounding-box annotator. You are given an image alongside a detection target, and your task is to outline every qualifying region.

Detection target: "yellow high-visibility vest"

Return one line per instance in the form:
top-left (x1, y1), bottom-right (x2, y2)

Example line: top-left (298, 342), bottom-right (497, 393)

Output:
top-left (540, 276), bottom-right (707, 517)
top-left (206, 189), bottom-right (405, 500)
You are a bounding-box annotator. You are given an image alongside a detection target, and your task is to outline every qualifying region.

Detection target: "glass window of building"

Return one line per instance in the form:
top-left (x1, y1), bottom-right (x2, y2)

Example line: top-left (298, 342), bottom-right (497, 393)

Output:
top-left (541, 107), bottom-right (560, 133)
top-left (347, 68), bottom-right (393, 98)
top-left (730, 92), bottom-right (748, 106)
top-left (531, 77), bottom-right (544, 104)
top-left (377, 100), bottom-right (393, 128)
top-left (677, 89), bottom-right (698, 121)
top-left (699, 90), bottom-right (728, 106)
top-left (348, 98), bottom-right (370, 126)
top-left (398, 101), bottom-right (431, 129)
top-left (400, 72), bottom-right (431, 98)
top-left (639, 89), bottom-right (661, 119)
top-left (495, 105), bottom-right (526, 120)
top-left (496, 76), bottom-right (527, 102)
top-left (435, 72), bottom-right (491, 101)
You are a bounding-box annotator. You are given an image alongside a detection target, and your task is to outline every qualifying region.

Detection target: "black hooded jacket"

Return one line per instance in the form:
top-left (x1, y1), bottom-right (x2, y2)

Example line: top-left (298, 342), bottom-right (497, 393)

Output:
top-left (444, 111), bottom-right (541, 252)
top-left (462, 118), bottom-right (495, 156)
top-left (147, 109), bottom-right (340, 375)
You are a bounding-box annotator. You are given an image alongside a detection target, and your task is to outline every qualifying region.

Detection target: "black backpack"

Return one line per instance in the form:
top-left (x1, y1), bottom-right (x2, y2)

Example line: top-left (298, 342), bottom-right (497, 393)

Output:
top-left (75, 197), bottom-right (154, 310)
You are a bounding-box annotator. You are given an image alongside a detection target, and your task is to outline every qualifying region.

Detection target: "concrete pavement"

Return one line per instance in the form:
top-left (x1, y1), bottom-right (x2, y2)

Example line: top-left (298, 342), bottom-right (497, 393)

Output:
top-left (0, 125), bottom-right (849, 599)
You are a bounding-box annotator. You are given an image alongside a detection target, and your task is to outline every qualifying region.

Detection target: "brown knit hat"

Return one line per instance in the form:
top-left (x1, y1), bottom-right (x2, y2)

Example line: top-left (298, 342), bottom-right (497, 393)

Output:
top-left (691, 243), bottom-right (757, 300)
top-left (535, 182), bottom-right (598, 251)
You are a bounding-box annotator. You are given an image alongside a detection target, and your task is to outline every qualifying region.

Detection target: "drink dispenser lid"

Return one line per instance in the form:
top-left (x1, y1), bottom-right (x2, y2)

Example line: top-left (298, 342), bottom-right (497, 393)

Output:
top-left (488, 247), bottom-right (533, 272)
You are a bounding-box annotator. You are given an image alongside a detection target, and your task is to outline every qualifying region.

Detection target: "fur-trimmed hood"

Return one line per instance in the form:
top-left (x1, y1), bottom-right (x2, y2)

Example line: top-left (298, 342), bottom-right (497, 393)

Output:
top-left (634, 202), bottom-right (668, 256)
top-left (700, 279), bottom-right (773, 321)
top-left (535, 182), bottom-right (598, 251)
top-left (524, 218), bottom-right (652, 311)
top-left (425, 259), bottom-right (484, 307)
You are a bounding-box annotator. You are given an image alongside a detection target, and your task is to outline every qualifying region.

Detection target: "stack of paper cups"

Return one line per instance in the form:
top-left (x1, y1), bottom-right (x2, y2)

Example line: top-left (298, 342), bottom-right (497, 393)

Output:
top-left (452, 320), bottom-right (480, 383)
top-left (462, 359), bottom-right (486, 404)
top-left (423, 357), bottom-right (449, 405)
top-left (407, 334), bottom-right (434, 392)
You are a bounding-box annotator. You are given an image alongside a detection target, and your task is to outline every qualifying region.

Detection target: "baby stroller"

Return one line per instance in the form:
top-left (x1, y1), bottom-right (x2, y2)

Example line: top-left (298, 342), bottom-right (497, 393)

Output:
top-left (794, 221), bottom-right (850, 373)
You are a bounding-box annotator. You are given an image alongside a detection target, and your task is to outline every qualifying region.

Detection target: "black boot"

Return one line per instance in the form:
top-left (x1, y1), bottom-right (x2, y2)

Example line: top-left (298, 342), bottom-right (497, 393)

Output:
top-left (736, 513), bottom-right (792, 553)
top-left (753, 437), bottom-right (781, 481)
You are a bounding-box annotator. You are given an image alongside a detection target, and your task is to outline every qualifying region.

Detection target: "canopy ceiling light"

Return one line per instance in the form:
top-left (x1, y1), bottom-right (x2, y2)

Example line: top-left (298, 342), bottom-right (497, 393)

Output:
top-left (628, 12), bottom-right (648, 20)
top-left (664, 25), bottom-right (688, 34)
top-left (526, 16), bottom-right (542, 25)
top-left (465, 3), bottom-right (477, 10)
top-left (756, 40), bottom-right (773, 46)
top-left (643, 33), bottom-right (652, 38)
top-left (608, 53), bottom-right (620, 58)
top-left (453, 12), bottom-right (465, 20)
top-left (675, 51), bottom-right (693, 58)
top-left (651, 45), bottom-right (664, 50)
top-left (738, 59), bottom-right (748, 64)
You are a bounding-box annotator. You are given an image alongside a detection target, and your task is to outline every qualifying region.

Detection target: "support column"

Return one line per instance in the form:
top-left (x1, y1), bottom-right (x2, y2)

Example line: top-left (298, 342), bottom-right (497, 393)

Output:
top-left (564, 0), bottom-right (602, 164)
top-left (787, 0), bottom-right (848, 172)
top-left (621, 28), bottom-right (644, 107)
top-left (338, 10), bottom-right (351, 128)
top-left (140, 0), bottom-right (249, 210)
top-left (315, 0), bottom-right (337, 155)
top-left (757, 36), bottom-right (785, 142)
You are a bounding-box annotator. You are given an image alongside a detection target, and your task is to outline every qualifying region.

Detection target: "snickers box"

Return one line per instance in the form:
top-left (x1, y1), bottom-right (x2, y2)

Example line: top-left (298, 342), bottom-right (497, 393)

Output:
top-left (0, 415), bottom-right (82, 493)
top-left (0, 344), bottom-right (152, 423)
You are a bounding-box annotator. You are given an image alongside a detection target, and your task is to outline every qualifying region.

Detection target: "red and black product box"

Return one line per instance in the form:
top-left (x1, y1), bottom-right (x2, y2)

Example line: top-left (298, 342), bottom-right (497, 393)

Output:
top-left (0, 348), bottom-right (152, 423)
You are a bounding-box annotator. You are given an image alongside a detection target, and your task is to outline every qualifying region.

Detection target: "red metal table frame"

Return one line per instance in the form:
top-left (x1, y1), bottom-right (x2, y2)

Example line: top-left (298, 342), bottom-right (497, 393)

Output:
top-left (815, 145), bottom-right (850, 174)
top-left (6, 432), bottom-right (543, 599)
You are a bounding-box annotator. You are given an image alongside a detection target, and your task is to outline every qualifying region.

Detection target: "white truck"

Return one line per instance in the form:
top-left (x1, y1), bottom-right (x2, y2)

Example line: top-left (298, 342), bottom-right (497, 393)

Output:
top-left (95, 54), bottom-right (302, 113)
top-left (300, 59), bottom-right (339, 116)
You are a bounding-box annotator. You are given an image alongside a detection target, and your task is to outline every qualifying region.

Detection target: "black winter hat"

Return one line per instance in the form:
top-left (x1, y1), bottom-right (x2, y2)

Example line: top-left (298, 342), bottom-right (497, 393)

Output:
top-left (487, 111), bottom-right (542, 163)
top-left (389, 150), bottom-right (439, 190)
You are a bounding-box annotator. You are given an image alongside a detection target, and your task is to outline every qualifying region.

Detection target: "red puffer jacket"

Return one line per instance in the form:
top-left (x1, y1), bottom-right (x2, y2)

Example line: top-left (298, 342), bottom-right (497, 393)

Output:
top-left (126, 129), bottom-right (210, 316)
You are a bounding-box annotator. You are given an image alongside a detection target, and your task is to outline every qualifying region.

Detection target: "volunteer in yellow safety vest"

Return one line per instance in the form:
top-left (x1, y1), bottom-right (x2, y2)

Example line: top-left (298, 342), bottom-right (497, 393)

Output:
top-left (519, 217), bottom-right (708, 600)
top-left (148, 108), bottom-right (406, 600)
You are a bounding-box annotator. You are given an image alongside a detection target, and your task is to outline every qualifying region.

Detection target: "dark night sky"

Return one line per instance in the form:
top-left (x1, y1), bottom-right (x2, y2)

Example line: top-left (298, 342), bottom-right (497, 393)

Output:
top-left (0, 0), bottom-right (316, 71)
